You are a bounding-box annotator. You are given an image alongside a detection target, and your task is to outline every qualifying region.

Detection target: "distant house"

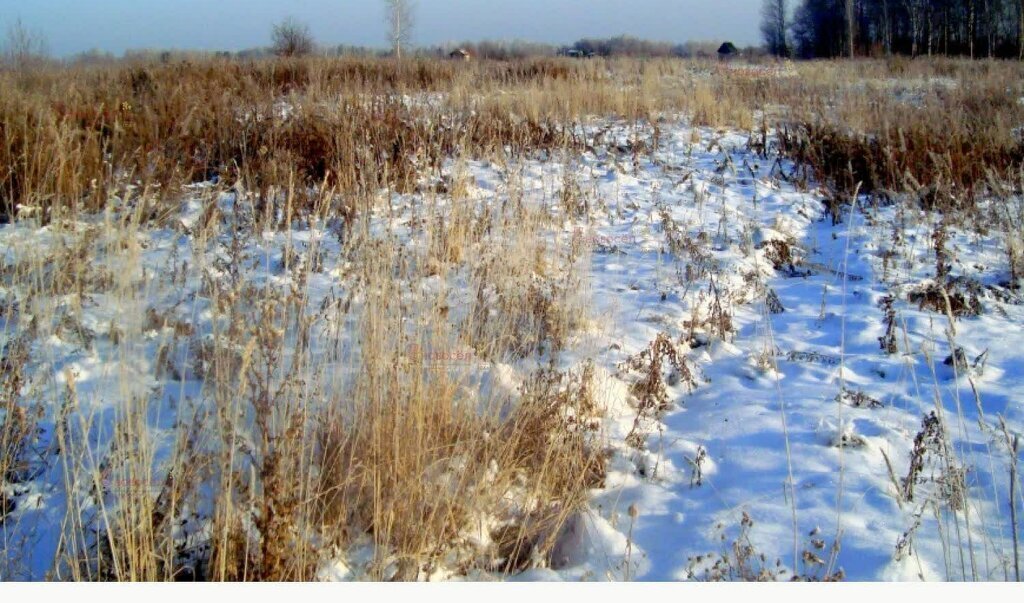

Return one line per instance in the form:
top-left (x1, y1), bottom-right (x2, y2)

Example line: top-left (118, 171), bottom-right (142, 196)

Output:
top-left (559, 48), bottom-right (596, 59)
top-left (717, 42), bottom-right (739, 60)
top-left (449, 48), bottom-right (472, 61)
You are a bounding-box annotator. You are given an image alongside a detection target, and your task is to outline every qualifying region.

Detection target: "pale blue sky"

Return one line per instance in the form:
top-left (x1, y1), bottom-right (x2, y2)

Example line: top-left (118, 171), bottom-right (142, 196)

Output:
top-left (0, 1), bottom-right (762, 56)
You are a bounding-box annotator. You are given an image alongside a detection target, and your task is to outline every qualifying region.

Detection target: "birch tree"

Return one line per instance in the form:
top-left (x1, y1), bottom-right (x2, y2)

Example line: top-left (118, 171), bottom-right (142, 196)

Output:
top-left (385, 0), bottom-right (416, 59)
top-left (793, 0), bottom-right (1024, 57)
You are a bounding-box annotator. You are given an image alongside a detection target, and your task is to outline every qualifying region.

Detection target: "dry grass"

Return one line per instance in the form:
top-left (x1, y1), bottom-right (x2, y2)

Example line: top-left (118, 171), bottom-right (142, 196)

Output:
top-left (774, 61), bottom-right (1024, 218)
top-left (2, 54), bottom-right (1024, 582)
top-left (2, 161), bottom-right (603, 581)
top-left (0, 57), bottom-right (684, 224)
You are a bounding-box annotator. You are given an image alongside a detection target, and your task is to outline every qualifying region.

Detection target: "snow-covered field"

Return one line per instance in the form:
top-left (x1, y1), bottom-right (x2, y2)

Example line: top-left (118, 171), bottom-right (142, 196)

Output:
top-left (2, 117), bottom-right (1022, 581)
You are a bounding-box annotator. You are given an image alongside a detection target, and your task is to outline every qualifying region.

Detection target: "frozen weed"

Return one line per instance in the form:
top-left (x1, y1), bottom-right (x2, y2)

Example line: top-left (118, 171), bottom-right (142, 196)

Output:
top-left (619, 333), bottom-right (695, 450)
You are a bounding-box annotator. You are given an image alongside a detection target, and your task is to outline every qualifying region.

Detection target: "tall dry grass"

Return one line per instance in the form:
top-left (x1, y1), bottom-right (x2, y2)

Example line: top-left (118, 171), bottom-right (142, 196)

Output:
top-left (2, 54), bottom-right (1024, 581)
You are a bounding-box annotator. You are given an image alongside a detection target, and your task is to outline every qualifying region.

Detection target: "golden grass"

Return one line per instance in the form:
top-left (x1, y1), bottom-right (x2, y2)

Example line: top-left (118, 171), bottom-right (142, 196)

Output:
top-left (2, 54), bottom-right (1023, 581)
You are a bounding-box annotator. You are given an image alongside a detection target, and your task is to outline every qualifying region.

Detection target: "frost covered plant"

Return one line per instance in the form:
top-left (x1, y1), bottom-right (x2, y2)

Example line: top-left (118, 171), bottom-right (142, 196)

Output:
top-left (835, 388), bottom-right (882, 409)
top-left (1010, 238), bottom-right (1023, 287)
top-left (685, 513), bottom-right (844, 582)
top-left (688, 445), bottom-right (707, 488)
top-left (685, 513), bottom-right (784, 582)
top-left (485, 363), bottom-right (605, 572)
top-left (878, 294), bottom-right (899, 354)
top-left (558, 159), bottom-right (588, 220)
top-left (1, 335), bottom-right (37, 520)
top-left (932, 218), bottom-right (951, 282)
top-left (899, 411), bottom-right (968, 513)
top-left (707, 276), bottom-right (735, 342)
top-left (906, 279), bottom-right (983, 320)
top-left (673, 232), bottom-right (715, 286)
top-left (765, 288), bottom-right (785, 315)
top-left (619, 333), bottom-right (694, 450)
top-left (760, 239), bottom-right (798, 275)
top-left (659, 206), bottom-right (687, 258)
top-left (902, 412), bottom-right (945, 504)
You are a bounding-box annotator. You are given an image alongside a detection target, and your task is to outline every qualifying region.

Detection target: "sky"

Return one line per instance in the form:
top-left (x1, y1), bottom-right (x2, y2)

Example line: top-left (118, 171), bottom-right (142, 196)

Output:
top-left (0, 0), bottom-right (762, 57)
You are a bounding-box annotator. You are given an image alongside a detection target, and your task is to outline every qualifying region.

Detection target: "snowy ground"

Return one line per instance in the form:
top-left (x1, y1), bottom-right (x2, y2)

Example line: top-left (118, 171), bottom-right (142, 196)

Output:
top-left (525, 122), bottom-right (1024, 582)
top-left (2, 117), bottom-right (1022, 581)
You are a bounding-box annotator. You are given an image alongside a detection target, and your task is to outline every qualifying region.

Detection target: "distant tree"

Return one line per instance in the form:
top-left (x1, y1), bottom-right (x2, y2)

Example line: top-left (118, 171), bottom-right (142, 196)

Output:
top-left (761, 0), bottom-right (791, 56)
top-left (793, 0), bottom-right (846, 57)
top-left (271, 17), bottom-right (315, 57)
top-left (878, 0), bottom-right (892, 55)
top-left (384, 0), bottom-right (416, 59)
top-left (570, 35), bottom-right (680, 58)
top-left (332, 44), bottom-right (384, 58)
top-left (845, 0), bottom-right (855, 57)
top-left (1019, 0), bottom-right (1024, 59)
top-left (70, 48), bottom-right (116, 66)
top-left (792, 0), bottom-right (1024, 58)
top-left (433, 40), bottom-right (556, 60)
top-left (2, 18), bottom-right (49, 69)
top-left (903, 0), bottom-right (928, 57)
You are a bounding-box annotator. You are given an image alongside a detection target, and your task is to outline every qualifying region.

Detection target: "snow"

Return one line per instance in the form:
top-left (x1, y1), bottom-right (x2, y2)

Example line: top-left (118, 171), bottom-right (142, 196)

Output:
top-left (2, 116), bottom-right (1022, 581)
top-left (561, 124), bottom-right (1022, 582)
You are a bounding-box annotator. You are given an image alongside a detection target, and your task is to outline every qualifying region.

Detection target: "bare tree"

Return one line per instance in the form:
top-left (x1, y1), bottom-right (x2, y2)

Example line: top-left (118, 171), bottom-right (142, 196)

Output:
top-left (881, 0), bottom-right (892, 55)
top-left (845, 0), bottom-right (856, 57)
top-left (793, 0), bottom-right (1023, 58)
top-left (271, 17), bottom-right (315, 58)
top-left (384, 0), bottom-right (416, 59)
top-left (2, 18), bottom-right (49, 69)
top-left (904, 0), bottom-right (925, 56)
top-left (1019, 0), bottom-right (1024, 59)
top-left (761, 0), bottom-right (791, 57)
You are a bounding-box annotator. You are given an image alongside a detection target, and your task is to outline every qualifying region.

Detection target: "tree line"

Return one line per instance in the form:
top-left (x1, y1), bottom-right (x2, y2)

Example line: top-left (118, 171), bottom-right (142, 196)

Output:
top-left (763, 0), bottom-right (1024, 58)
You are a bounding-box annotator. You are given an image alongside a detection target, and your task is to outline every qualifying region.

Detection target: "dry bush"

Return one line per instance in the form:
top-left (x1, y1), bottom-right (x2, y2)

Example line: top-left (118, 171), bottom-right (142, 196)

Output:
top-left (271, 18), bottom-right (315, 58)
top-left (906, 279), bottom-right (984, 319)
top-left (619, 333), bottom-right (696, 450)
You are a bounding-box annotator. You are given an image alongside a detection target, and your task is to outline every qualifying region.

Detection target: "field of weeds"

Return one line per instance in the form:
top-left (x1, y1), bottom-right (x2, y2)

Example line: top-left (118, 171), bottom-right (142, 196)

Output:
top-left (1, 56), bottom-right (1023, 581)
